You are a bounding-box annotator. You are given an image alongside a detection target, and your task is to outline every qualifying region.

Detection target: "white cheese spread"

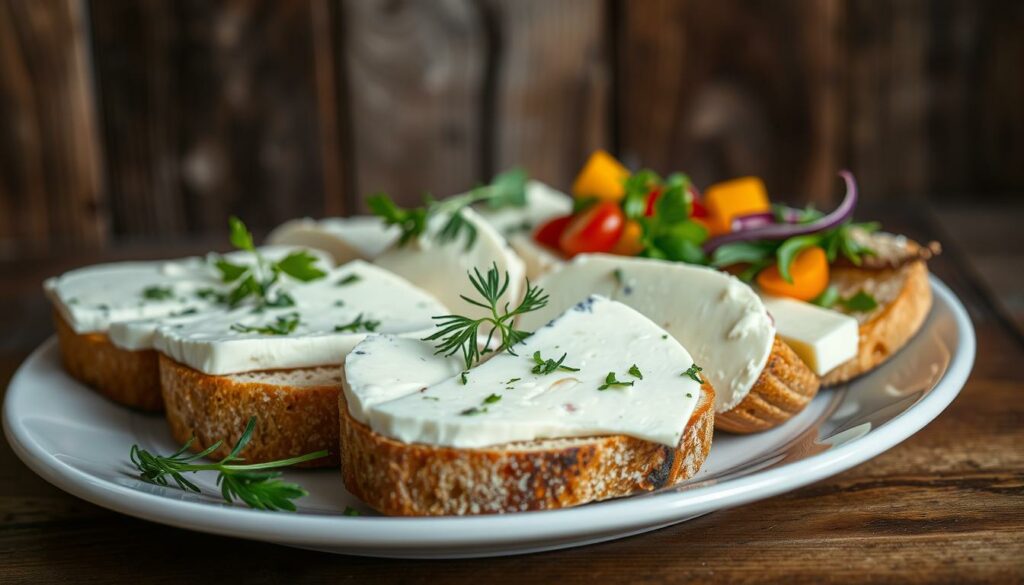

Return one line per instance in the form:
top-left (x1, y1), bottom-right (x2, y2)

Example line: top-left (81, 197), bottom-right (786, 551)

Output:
top-left (152, 260), bottom-right (448, 375)
top-left (760, 295), bottom-right (859, 375)
top-left (517, 254), bottom-right (775, 413)
top-left (266, 216), bottom-right (399, 263)
top-left (344, 295), bottom-right (702, 448)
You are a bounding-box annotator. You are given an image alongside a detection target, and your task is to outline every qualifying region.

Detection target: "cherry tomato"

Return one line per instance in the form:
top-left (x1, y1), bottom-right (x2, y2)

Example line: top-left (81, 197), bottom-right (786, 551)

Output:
top-left (559, 201), bottom-right (625, 256)
top-left (534, 215), bottom-right (573, 250)
top-left (644, 189), bottom-right (662, 217)
top-left (690, 199), bottom-right (708, 218)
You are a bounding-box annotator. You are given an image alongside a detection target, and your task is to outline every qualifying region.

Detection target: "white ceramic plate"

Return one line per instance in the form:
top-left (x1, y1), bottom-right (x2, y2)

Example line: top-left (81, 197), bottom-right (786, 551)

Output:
top-left (3, 277), bottom-right (974, 558)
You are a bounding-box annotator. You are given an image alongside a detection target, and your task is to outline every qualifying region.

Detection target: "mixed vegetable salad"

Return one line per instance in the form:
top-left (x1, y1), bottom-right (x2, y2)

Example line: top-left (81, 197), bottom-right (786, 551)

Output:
top-left (534, 150), bottom-right (880, 306)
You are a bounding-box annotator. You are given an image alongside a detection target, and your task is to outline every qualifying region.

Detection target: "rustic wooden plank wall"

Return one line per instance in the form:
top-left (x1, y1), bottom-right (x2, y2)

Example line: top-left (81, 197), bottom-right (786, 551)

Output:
top-left (0, 0), bottom-right (1021, 259)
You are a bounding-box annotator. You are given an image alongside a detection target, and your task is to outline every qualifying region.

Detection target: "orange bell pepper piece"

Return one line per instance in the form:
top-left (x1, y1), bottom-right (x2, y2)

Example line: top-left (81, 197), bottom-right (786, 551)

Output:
top-left (756, 246), bottom-right (830, 301)
top-left (610, 220), bottom-right (645, 256)
top-left (704, 176), bottom-right (770, 235)
top-left (572, 150), bottom-right (630, 202)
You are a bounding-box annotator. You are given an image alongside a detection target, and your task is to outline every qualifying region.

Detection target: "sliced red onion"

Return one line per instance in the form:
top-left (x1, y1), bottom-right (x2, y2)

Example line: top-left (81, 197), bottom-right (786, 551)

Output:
top-left (731, 211), bottom-right (775, 231)
top-left (773, 205), bottom-right (804, 223)
top-left (703, 171), bottom-right (857, 254)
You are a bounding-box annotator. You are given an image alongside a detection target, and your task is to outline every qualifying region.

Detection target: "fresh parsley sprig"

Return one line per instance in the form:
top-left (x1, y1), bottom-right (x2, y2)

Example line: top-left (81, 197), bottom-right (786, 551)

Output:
top-left (598, 371), bottom-right (634, 391)
top-left (230, 312), bottom-right (301, 335)
top-left (621, 170), bottom-right (709, 264)
top-left (424, 263), bottom-right (548, 369)
top-left (129, 417), bottom-right (326, 511)
top-left (530, 351), bottom-right (580, 375)
top-left (682, 364), bottom-right (704, 384)
top-left (213, 217), bottom-right (327, 308)
top-left (367, 169), bottom-right (528, 251)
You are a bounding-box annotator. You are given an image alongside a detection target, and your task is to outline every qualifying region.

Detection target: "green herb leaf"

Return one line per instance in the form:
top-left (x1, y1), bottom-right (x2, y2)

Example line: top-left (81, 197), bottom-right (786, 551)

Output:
top-left (334, 313), bottom-right (381, 333)
top-left (598, 371), bottom-right (634, 391)
top-left (275, 250), bottom-right (327, 282)
top-left (483, 393), bottom-right (502, 405)
top-left (482, 168), bottom-right (528, 210)
top-left (839, 290), bottom-right (879, 312)
top-left (231, 312), bottom-right (301, 335)
top-left (711, 241), bottom-right (776, 268)
top-left (530, 351), bottom-right (580, 375)
top-left (628, 364), bottom-right (643, 380)
top-left (215, 259), bottom-right (249, 283)
top-left (811, 285), bottom-right (841, 308)
top-left (336, 274), bottom-right (361, 286)
top-left (367, 193), bottom-right (429, 247)
top-left (142, 285), bottom-right (174, 301)
top-left (682, 363), bottom-right (704, 384)
top-left (129, 416), bottom-right (325, 511)
top-left (343, 506), bottom-right (361, 516)
top-left (775, 234), bottom-right (822, 284)
top-left (228, 216), bottom-right (255, 252)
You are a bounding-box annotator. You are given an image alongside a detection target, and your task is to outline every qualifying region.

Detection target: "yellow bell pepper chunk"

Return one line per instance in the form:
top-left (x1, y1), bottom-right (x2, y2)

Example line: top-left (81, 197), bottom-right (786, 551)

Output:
top-left (572, 149), bottom-right (630, 202)
top-left (704, 176), bottom-right (770, 235)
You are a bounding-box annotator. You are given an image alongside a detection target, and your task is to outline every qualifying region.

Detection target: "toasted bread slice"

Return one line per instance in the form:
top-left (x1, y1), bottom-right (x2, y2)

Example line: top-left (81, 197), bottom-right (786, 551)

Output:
top-left (158, 355), bottom-right (338, 467)
top-left (821, 260), bottom-right (932, 386)
top-left (338, 376), bottom-right (715, 516)
top-left (53, 312), bottom-right (162, 411)
top-left (715, 337), bottom-right (821, 433)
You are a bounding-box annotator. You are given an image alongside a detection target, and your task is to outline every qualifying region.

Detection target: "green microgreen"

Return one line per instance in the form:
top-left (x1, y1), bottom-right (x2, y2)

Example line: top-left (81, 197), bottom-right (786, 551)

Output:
top-left (598, 371), bottom-right (634, 391)
top-left (682, 364), bottom-right (704, 384)
top-left (530, 351), bottom-right (580, 375)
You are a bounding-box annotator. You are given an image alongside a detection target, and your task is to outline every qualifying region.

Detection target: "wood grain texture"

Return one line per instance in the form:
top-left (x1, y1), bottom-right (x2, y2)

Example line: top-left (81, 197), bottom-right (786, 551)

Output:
top-left (1, 204), bottom-right (1022, 583)
top-left (616, 0), bottom-right (842, 204)
top-left (341, 0), bottom-right (486, 209)
top-left (0, 0), bottom-right (105, 257)
top-left (89, 0), bottom-right (331, 237)
top-left (485, 0), bottom-right (611, 190)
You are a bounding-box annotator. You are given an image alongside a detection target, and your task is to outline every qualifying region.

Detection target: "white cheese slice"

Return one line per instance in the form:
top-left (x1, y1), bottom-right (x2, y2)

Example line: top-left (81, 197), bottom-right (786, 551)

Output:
top-left (760, 295), bottom-right (859, 376)
top-left (266, 216), bottom-right (398, 263)
top-left (153, 260), bottom-right (447, 375)
top-left (473, 180), bottom-right (573, 237)
top-left (44, 246), bottom-right (331, 335)
top-left (374, 207), bottom-right (525, 322)
top-left (517, 254), bottom-right (775, 413)
top-left (345, 295), bottom-right (702, 449)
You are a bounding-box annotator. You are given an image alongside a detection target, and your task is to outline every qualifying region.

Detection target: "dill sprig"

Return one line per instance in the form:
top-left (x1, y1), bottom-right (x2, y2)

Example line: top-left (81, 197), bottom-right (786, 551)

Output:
top-left (424, 263), bottom-right (548, 369)
top-left (129, 417), bottom-right (326, 512)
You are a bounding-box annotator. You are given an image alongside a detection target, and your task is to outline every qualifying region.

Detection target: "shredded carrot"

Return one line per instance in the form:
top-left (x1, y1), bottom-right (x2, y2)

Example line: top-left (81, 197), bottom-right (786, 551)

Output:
top-left (757, 246), bottom-right (830, 301)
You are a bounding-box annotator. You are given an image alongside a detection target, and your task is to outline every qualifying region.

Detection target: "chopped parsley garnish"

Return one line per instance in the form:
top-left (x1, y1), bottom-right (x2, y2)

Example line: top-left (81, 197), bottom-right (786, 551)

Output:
top-left (334, 313), bottom-right (381, 333)
top-left (336, 274), bottom-right (361, 287)
top-left (598, 372), bottom-right (634, 391)
top-left (459, 370), bottom-right (469, 385)
top-left (142, 285), bottom-right (174, 301)
top-left (530, 351), bottom-right (580, 375)
top-left (459, 407), bottom-right (486, 416)
top-left (483, 393), bottom-right (502, 405)
top-left (333, 300), bottom-right (345, 307)
top-left (459, 393), bottom-right (504, 416)
top-left (628, 364), bottom-right (643, 379)
top-left (342, 506), bottom-right (360, 516)
top-left (505, 377), bottom-right (521, 385)
top-left (612, 268), bottom-right (625, 286)
top-left (424, 263), bottom-right (548, 369)
top-left (231, 312), bottom-right (301, 336)
top-left (840, 290), bottom-right (879, 312)
top-left (682, 364), bottom-right (704, 384)
top-left (212, 217), bottom-right (326, 309)
top-left (422, 396), bottom-right (439, 401)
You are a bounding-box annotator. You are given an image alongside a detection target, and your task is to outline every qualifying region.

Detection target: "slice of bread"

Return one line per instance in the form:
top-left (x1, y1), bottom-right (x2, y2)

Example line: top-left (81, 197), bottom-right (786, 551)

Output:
top-left (53, 312), bottom-right (162, 411)
top-left (159, 355), bottom-right (338, 467)
top-left (821, 260), bottom-right (932, 386)
top-left (714, 337), bottom-right (822, 433)
top-left (338, 376), bottom-right (715, 516)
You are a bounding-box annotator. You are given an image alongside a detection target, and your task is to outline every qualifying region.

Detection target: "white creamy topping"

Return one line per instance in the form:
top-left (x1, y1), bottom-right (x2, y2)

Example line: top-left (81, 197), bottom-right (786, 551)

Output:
top-left (518, 254), bottom-right (775, 413)
top-left (760, 295), bottom-right (859, 375)
top-left (44, 246), bottom-right (329, 335)
top-left (345, 295), bottom-right (701, 448)
top-left (266, 216), bottom-right (399, 263)
top-left (374, 207), bottom-right (525, 322)
top-left (154, 260), bottom-right (448, 375)
top-left (473, 180), bottom-right (573, 237)
top-left (509, 234), bottom-right (566, 281)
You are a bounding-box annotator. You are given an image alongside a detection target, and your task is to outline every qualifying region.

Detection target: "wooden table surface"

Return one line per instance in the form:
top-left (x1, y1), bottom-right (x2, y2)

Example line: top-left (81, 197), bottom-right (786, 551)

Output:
top-left (1, 204), bottom-right (1022, 583)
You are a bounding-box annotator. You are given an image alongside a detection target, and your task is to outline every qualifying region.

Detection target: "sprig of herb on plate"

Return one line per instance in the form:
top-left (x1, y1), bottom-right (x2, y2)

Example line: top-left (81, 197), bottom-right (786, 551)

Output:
top-left (129, 417), bottom-right (326, 511)
top-left (213, 217), bottom-right (327, 308)
top-left (598, 371), bottom-right (634, 391)
top-left (367, 169), bottom-right (528, 251)
top-left (620, 170), bottom-right (709, 264)
top-left (424, 263), bottom-right (548, 369)
top-left (530, 351), bottom-right (580, 375)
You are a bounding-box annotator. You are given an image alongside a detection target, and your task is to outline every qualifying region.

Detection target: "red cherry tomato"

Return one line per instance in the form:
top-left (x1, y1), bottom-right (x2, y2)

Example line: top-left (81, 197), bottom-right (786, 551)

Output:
top-left (534, 215), bottom-right (573, 250)
top-left (644, 188), bottom-right (662, 217)
top-left (691, 199), bottom-right (708, 218)
top-left (559, 201), bottom-right (625, 256)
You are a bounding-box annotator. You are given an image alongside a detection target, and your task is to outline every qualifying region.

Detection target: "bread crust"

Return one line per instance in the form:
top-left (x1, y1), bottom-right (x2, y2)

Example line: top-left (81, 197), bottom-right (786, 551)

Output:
top-left (53, 312), bottom-right (162, 411)
top-left (158, 355), bottom-right (338, 467)
top-left (821, 260), bottom-right (932, 386)
top-left (715, 337), bottom-right (821, 434)
top-left (338, 378), bottom-right (715, 516)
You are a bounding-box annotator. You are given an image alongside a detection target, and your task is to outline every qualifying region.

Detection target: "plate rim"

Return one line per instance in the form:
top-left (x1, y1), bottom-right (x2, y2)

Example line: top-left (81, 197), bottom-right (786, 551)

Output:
top-left (2, 275), bottom-right (976, 552)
